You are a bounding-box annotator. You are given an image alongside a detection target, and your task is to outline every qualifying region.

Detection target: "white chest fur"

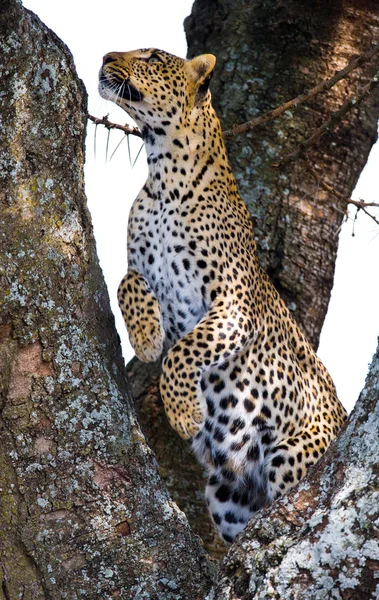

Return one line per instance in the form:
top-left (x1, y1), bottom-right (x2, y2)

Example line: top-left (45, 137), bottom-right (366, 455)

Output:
top-left (128, 187), bottom-right (207, 345)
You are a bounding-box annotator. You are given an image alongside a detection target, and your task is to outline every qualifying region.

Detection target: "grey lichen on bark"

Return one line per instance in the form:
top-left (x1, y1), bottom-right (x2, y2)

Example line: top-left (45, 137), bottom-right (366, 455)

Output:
top-left (209, 336), bottom-right (379, 599)
top-left (0, 1), bottom-right (213, 598)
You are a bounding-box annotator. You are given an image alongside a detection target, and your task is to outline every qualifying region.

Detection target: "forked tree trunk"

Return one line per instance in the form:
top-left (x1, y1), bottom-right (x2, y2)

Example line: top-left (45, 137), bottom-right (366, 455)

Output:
top-left (132, 0), bottom-right (379, 556)
top-left (0, 2), bottom-right (212, 597)
top-left (1, 1), bottom-right (379, 598)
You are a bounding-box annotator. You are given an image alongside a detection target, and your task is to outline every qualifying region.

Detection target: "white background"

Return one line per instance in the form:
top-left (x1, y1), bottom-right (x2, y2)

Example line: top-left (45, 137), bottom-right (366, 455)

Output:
top-left (23, 0), bottom-right (379, 412)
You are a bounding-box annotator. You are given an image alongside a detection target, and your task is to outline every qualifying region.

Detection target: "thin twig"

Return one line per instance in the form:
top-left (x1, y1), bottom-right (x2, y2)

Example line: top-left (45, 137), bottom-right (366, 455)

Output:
top-left (87, 114), bottom-right (143, 138)
top-left (353, 204), bottom-right (379, 226)
top-left (223, 44), bottom-right (379, 138)
top-left (309, 165), bottom-right (379, 227)
top-left (273, 70), bottom-right (379, 168)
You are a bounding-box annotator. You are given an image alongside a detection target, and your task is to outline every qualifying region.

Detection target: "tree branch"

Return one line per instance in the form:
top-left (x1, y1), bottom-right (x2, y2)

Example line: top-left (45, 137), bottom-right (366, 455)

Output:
top-left (223, 44), bottom-right (379, 138)
top-left (87, 113), bottom-right (143, 138)
top-left (274, 69), bottom-right (379, 168)
top-left (309, 163), bottom-right (379, 227)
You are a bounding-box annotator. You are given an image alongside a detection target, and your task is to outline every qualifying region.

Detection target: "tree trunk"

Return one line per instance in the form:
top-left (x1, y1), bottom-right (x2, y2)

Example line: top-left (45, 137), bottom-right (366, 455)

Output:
top-left (0, 2), bottom-right (213, 597)
top-left (2, 1), bottom-right (379, 597)
top-left (131, 0), bottom-right (379, 556)
top-left (210, 335), bottom-right (379, 599)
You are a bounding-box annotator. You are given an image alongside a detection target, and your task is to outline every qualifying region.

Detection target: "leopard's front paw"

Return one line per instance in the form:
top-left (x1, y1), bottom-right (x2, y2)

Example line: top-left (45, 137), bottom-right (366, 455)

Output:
top-left (118, 277), bottom-right (165, 363)
top-left (160, 356), bottom-right (205, 440)
top-left (127, 317), bottom-right (164, 363)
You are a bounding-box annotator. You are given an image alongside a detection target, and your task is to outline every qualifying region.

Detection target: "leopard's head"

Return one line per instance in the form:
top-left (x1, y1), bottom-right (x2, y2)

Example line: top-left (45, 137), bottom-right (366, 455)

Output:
top-left (98, 48), bottom-right (216, 133)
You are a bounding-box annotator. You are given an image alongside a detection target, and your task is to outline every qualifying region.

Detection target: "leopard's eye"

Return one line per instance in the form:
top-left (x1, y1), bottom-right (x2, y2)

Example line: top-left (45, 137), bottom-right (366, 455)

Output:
top-left (150, 54), bottom-right (161, 63)
top-left (140, 52), bottom-right (163, 65)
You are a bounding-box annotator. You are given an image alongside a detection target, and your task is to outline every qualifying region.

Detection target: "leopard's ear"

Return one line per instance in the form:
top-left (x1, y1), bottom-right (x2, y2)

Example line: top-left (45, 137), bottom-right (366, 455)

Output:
top-left (187, 54), bottom-right (216, 83)
top-left (186, 54), bottom-right (216, 101)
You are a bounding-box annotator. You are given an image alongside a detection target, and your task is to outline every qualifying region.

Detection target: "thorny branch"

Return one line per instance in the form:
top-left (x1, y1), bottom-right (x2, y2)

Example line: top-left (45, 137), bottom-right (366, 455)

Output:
top-left (87, 114), bottom-right (143, 138)
top-left (88, 45), bottom-right (379, 144)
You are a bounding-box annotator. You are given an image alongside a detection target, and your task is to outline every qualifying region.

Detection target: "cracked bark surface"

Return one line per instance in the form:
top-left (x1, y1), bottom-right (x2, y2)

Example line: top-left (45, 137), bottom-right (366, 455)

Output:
top-left (0, 2), bottom-right (213, 598)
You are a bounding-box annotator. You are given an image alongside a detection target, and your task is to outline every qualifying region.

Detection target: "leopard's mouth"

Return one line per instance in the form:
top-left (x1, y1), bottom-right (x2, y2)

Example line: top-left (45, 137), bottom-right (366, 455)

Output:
top-left (120, 82), bottom-right (144, 102)
top-left (99, 71), bottom-right (144, 103)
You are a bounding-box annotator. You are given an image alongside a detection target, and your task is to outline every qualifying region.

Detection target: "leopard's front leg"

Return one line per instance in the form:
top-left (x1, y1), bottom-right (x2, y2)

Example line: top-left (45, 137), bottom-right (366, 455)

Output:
top-left (118, 270), bottom-right (165, 363)
top-left (160, 302), bottom-right (256, 439)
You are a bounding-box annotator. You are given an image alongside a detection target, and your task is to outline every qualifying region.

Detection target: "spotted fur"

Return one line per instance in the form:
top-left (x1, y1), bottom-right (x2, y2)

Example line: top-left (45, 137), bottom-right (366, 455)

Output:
top-left (99, 48), bottom-right (347, 544)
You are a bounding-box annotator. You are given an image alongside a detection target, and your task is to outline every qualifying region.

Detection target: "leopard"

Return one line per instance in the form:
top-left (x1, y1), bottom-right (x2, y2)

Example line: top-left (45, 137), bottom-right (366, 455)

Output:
top-left (98, 48), bottom-right (347, 544)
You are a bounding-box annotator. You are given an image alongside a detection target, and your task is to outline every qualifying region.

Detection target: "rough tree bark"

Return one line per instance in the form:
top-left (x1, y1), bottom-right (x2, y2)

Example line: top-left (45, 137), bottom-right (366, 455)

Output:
top-left (0, 2), bottom-right (212, 598)
top-left (1, 1), bottom-right (379, 598)
top-left (130, 0), bottom-right (379, 556)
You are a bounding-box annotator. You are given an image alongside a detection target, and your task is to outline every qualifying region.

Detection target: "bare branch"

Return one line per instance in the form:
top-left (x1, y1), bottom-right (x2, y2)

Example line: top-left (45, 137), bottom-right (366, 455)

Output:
top-left (274, 69), bottom-right (379, 168)
top-left (309, 164), bottom-right (379, 227)
top-left (87, 113), bottom-right (143, 139)
top-left (223, 44), bottom-right (379, 138)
